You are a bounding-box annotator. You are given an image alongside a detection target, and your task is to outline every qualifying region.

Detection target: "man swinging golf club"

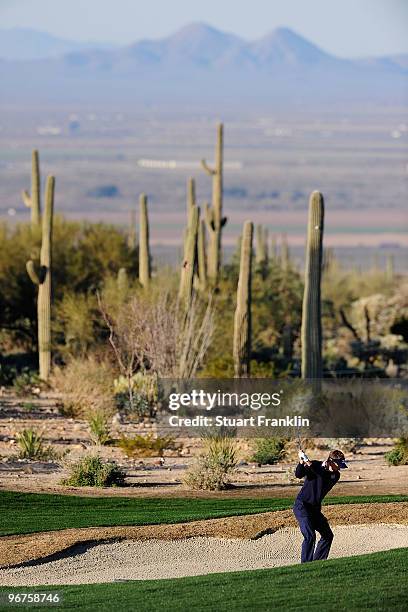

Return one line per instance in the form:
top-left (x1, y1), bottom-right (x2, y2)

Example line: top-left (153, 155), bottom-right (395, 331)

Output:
top-left (293, 449), bottom-right (348, 563)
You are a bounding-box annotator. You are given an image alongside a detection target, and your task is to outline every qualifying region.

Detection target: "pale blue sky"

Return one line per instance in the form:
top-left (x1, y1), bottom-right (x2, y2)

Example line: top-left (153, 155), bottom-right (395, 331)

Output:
top-left (1, 0), bottom-right (407, 57)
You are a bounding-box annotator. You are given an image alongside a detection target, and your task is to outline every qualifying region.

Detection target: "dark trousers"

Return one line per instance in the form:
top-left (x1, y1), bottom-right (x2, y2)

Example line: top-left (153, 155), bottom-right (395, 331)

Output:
top-left (293, 501), bottom-right (334, 563)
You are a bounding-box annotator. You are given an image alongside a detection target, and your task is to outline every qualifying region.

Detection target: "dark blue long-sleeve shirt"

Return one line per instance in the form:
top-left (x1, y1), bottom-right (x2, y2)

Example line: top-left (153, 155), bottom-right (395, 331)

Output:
top-left (295, 460), bottom-right (340, 507)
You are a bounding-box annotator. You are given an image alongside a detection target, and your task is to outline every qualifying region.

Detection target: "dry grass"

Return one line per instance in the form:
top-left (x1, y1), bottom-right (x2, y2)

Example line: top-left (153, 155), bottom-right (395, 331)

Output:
top-left (51, 355), bottom-right (116, 418)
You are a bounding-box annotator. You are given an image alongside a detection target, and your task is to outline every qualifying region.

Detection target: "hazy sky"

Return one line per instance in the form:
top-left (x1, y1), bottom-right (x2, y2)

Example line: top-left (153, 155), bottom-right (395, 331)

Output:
top-left (1, 0), bottom-right (407, 57)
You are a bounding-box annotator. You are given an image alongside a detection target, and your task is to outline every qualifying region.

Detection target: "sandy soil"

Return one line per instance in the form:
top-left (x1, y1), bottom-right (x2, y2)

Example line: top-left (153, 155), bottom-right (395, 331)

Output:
top-left (1, 523), bottom-right (408, 585)
top-left (1, 502), bottom-right (407, 569)
top-left (1, 392), bottom-right (407, 498)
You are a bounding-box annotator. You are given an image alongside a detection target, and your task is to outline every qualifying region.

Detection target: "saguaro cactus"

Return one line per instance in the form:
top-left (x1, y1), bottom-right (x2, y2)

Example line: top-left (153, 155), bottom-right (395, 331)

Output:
top-left (179, 205), bottom-right (199, 309)
top-left (280, 233), bottom-right (290, 272)
top-left (187, 177), bottom-right (196, 213)
top-left (270, 235), bottom-right (277, 261)
top-left (386, 254), bottom-right (394, 280)
top-left (301, 191), bottom-right (325, 391)
top-left (197, 218), bottom-right (207, 291)
top-left (183, 177), bottom-right (197, 251)
top-left (127, 208), bottom-right (137, 250)
top-left (201, 123), bottom-right (226, 284)
top-left (233, 221), bottom-right (253, 378)
top-left (117, 267), bottom-right (129, 295)
top-left (26, 176), bottom-right (54, 381)
top-left (22, 150), bottom-right (41, 228)
top-left (256, 225), bottom-right (269, 267)
top-left (139, 193), bottom-right (151, 287)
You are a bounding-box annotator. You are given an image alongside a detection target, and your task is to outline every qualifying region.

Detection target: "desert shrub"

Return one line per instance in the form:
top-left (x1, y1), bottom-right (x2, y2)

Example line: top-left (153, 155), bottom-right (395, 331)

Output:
top-left (251, 437), bottom-right (288, 465)
top-left (17, 428), bottom-right (56, 460)
top-left (99, 289), bottom-right (214, 381)
top-left (119, 433), bottom-right (181, 458)
top-left (51, 355), bottom-right (116, 417)
top-left (62, 455), bottom-right (125, 487)
top-left (113, 372), bottom-right (158, 418)
top-left (12, 369), bottom-right (43, 396)
top-left (323, 438), bottom-right (360, 453)
top-left (88, 411), bottom-right (111, 446)
top-left (54, 291), bottom-right (100, 358)
top-left (385, 438), bottom-right (408, 466)
top-left (0, 363), bottom-right (18, 386)
top-left (184, 435), bottom-right (238, 490)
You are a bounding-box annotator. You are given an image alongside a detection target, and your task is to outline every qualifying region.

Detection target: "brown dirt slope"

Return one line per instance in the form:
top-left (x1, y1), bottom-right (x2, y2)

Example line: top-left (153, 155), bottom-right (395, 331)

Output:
top-left (1, 502), bottom-right (407, 569)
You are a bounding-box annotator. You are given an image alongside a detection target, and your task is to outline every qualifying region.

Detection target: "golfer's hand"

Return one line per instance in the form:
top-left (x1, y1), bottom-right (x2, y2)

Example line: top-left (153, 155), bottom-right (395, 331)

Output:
top-left (298, 451), bottom-right (311, 466)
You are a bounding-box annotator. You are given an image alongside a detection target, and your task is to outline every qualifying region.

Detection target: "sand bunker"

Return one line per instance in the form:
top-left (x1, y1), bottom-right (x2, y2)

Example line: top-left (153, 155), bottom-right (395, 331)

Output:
top-left (1, 524), bottom-right (407, 586)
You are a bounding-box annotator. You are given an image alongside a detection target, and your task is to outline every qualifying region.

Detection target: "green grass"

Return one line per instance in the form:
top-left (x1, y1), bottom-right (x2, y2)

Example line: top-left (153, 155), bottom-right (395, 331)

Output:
top-left (1, 548), bottom-right (407, 611)
top-left (0, 491), bottom-right (407, 536)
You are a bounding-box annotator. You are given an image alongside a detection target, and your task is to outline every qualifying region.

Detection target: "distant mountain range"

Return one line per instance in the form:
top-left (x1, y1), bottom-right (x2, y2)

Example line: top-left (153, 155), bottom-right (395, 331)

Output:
top-left (0, 28), bottom-right (116, 60)
top-left (1, 23), bottom-right (406, 110)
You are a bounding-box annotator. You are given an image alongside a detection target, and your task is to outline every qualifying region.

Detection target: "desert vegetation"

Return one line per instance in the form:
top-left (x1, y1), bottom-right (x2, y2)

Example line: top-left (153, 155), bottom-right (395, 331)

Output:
top-left (0, 123), bottom-right (406, 490)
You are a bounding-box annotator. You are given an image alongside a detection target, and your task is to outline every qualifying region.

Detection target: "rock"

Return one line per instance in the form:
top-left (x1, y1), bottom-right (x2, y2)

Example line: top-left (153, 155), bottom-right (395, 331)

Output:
top-left (111, 412), bottom-right (123, 426)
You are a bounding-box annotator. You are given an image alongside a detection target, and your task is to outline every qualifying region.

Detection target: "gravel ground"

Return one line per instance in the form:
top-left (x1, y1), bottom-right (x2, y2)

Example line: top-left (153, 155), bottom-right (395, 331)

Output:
top-left (1, 524), bottom-right (407, 586)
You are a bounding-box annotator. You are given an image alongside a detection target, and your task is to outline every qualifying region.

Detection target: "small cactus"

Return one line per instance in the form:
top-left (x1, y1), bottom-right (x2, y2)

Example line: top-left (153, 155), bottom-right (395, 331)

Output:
top-left (26, 176), bottom-right (54, 381)
top-left (280, 233), bottom-right (290, 271)
top-left (201, 123), bottom-right (226, 285)
top-left (22, 150), bottom-right (41, 228)
top-left (127, 208), bottom-right (137, 250)
top-left (255, 225), bottom-right (266, 265)
top-left (255, 225), bottom-right (269, 276)
top-left (233, 221), bottom-right (253, 377)
top-left (386, 254), bottom-right (394, 280)
top-left (301, 191), bottom-right (325, 392)
top-left (179, 205), bottom-right (199, 309)
top-left (270, 235), bottom-right (277, 261)
top-left (117, 267), bottom-right (129, 295)
top-left (139, 193), bottom-right (151, 287)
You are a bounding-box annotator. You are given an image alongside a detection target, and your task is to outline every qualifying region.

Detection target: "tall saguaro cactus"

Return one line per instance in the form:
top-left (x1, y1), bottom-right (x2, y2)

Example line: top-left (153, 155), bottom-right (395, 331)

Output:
top-left (233, 221), bottom-right (253, 378)
top-left (197, 218), bottom-right (207, 291)
top-left (201, 123), bottom-right (226, 285)
top-left (179, 205), bottom-right (200, 309)
top-left (22, 150), bottom-right (41, 228)
top-left (301, 191), bottom-right (325, 392)
top-left (139, 193), bottom-right (151, 288)
top-left (26, 176), bottom-right (55, 381)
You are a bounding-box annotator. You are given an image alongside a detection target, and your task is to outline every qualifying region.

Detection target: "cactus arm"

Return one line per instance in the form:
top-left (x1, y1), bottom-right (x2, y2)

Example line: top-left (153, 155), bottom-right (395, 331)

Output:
top-left (201, 159), bottom-right (216, 176)
top-left (204, 202), bottom-right (215, 230)
top-left (187, 177), bottom-right (196, 211)
top-left (26, 261), bottom-right (47, 285)
top-left (26, 260), bottom-right (40, 284)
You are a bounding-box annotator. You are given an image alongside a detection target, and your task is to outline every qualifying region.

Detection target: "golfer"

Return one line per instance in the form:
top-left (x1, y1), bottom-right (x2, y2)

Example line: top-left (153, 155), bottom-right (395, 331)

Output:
top-left (293, 449), bottom-right (348, 563)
